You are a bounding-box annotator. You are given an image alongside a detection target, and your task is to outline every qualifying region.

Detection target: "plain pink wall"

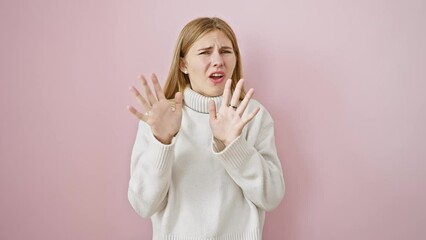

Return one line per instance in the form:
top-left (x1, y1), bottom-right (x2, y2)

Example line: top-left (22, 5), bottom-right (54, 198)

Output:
top-left (1, 0), bottom-right (425, 239)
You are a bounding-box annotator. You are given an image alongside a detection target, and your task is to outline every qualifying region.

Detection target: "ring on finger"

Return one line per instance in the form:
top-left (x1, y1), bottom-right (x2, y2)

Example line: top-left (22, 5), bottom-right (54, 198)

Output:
top-left (230, 105), bottom-right (238, 110)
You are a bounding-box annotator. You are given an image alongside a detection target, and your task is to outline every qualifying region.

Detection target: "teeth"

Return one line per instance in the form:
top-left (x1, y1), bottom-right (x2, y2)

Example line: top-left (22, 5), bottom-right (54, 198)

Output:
top-left (211, 73), bottom-right (223, 77)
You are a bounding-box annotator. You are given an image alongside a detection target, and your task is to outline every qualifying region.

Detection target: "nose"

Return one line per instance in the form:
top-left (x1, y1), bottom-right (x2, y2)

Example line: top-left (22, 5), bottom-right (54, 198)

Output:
top-left (211, 51), bottom-right (224, 67)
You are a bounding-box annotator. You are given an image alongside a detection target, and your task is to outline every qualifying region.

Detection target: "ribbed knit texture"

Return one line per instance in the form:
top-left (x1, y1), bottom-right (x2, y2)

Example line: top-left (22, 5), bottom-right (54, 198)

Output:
top-left (149, 132), bottom-right (175, 169)
top-left (162, 228), bottom-right (261, 240)
top-left (128, 86), bottom-right (285, 240)
top-left (183, 86), bottom-right (222, 113)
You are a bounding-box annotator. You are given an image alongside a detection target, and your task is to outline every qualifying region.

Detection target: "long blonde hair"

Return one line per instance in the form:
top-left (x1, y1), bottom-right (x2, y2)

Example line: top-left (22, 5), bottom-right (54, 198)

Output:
top-left (163, 17), bottom-right (245, 99)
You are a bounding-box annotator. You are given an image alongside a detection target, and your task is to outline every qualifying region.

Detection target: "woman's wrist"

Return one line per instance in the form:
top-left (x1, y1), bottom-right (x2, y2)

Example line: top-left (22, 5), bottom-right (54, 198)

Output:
top-left (153, 132), bottom-right (176, 145)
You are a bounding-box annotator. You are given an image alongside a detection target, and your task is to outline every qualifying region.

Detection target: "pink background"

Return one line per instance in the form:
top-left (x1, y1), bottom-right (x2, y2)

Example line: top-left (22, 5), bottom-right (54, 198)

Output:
top-left (1, 0), bottom-right (425, 239)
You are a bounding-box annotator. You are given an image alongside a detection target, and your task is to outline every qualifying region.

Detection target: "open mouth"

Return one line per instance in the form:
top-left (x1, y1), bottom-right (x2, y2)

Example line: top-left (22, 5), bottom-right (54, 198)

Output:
top-left (209, 72), bottom-right (225, 83)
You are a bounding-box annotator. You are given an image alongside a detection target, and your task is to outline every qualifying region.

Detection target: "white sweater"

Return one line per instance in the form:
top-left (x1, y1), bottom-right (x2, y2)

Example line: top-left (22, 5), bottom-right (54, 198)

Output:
top-left (128, 87), bottom-right (285, 240)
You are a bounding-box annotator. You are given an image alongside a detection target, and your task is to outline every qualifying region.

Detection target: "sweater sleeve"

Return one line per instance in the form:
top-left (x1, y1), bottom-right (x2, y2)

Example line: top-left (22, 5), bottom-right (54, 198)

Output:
top-left (212, 107), bottom-right (285, 211)
top-left (128, 121), bottom-right (175, 218)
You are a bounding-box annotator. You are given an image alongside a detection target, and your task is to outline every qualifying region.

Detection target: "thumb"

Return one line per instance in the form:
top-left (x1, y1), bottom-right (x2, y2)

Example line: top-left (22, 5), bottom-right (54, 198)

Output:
top-left (174, 92), bottom-right (183, 112)
top-left (208, 100), bottom-right (217, 121)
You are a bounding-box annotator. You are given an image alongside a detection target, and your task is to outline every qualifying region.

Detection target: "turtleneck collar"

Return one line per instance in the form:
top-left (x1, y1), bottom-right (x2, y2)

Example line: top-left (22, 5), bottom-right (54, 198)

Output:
top-left (183, 86), bottom-right (222, 114)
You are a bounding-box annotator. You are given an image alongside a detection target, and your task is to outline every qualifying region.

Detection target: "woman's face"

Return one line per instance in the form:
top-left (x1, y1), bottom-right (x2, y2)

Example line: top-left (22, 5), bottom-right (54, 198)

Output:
top-left (180, 30), bottom-right (237, 97)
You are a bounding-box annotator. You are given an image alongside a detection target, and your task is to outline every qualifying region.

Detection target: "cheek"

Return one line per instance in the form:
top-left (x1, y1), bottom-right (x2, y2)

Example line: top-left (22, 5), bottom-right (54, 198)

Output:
top-left (226, 57), bottom-right (237, 71)
top-left (188, 59), bottom-right (208, 72)
top-left (226, 54), bottom-right (236, 64)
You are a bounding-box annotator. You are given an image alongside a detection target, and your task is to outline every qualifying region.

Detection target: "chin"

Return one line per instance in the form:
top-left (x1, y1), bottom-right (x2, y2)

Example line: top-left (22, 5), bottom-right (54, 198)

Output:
top-left (209, 87), bottom-right (225, 97)
top-left (200, 89), bottom-right (219, 97)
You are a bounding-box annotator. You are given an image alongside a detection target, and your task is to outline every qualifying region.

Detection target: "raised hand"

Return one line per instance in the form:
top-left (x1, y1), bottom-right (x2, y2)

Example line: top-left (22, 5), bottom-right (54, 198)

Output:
top-left (128, 74), bottom-right (183, 144)
top-left (208, 79), bottom-right (260, 146)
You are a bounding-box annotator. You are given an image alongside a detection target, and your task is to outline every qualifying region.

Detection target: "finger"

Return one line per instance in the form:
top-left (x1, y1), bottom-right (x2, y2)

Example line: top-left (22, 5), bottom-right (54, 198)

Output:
top-left (127, 105), bottom-right (147, 121)
top-left (151, 74), bottom-right (166, 100)
top-left (174, 92), bottom-right (183, 112)
top-left (208, 100), bottom-right (217, 121)
top-left (230, 79), bottom-right (244, 107)
top-left (221, 79), bottom-right (233, 108)
top-left (242, 106), bottom-right (260, 125)
top-left (129, 86), bottom-right (151, 111)
top-left (236, 88), bottom-right (254, 116)
top-left (139, 75), bottom-right (157, 104)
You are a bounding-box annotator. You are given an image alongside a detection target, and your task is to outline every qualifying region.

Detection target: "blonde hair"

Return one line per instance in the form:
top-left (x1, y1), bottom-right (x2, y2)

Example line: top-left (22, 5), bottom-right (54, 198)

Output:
top-left (163, 17), bottom-right (245, 99)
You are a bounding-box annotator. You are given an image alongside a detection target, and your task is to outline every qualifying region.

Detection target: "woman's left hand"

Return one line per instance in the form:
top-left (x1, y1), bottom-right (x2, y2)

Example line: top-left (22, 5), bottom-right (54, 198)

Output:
top-left (209, 79), bottom-right (260, 146)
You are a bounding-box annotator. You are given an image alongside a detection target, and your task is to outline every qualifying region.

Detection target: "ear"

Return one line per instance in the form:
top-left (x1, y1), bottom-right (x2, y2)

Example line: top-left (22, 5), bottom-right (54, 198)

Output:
top-left (179, 58), bottom-right (187, 73)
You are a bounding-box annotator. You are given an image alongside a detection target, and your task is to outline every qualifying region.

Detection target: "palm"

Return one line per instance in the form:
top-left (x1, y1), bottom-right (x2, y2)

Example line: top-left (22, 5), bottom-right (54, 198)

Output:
top-left (210, 106), bottom-right (245, 145)
top-left (128, 74), bottom-right (183, 144)
top-left (145, 99), bottom-right (182, 141)
top-left (209, 79), bottom-right (260, 146)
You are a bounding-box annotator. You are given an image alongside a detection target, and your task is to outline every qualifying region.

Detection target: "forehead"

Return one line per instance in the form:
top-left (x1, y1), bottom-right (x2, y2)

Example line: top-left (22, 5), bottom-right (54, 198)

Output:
top-left (191, 30), bottom-right (233, 48)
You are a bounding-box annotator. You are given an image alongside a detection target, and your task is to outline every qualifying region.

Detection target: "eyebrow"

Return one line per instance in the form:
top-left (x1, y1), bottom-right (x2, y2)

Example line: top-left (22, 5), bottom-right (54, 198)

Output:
top-left (197, 46), bottom-right (233, 51)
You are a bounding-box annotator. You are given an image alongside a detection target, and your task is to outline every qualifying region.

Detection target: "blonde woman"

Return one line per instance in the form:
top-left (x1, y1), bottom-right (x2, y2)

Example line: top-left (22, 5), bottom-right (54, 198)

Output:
top-left (127, 17), bottom-right (285, 240)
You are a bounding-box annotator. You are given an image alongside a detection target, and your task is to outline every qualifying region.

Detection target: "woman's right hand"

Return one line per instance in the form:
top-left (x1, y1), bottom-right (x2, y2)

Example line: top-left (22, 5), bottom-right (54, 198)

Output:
top-left (127, 74), bottom-right (183, 144)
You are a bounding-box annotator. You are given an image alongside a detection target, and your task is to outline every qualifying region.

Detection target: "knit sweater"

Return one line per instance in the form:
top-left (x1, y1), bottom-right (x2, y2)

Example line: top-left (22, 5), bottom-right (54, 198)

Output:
top-left (128, 87), bottom-right (285, 240)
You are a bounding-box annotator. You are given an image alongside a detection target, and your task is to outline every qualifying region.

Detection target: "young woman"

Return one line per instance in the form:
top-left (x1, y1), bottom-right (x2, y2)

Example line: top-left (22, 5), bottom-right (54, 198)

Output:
top-left (127, 17), bottom-right (285, 240)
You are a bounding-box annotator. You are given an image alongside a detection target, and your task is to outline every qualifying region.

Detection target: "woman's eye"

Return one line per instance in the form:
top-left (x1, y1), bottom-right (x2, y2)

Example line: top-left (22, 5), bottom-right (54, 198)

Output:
top-left (222, 50), bottom-right (233, 54)
top-left (198, 51), bottom-right (208, 55)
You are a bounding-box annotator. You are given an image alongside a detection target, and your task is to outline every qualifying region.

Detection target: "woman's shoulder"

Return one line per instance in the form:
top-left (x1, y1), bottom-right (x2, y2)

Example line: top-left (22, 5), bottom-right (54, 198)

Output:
top-left (246, 98), bottom-right (263, 109)
top-left (246, 98), bottom-right (274, 124)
